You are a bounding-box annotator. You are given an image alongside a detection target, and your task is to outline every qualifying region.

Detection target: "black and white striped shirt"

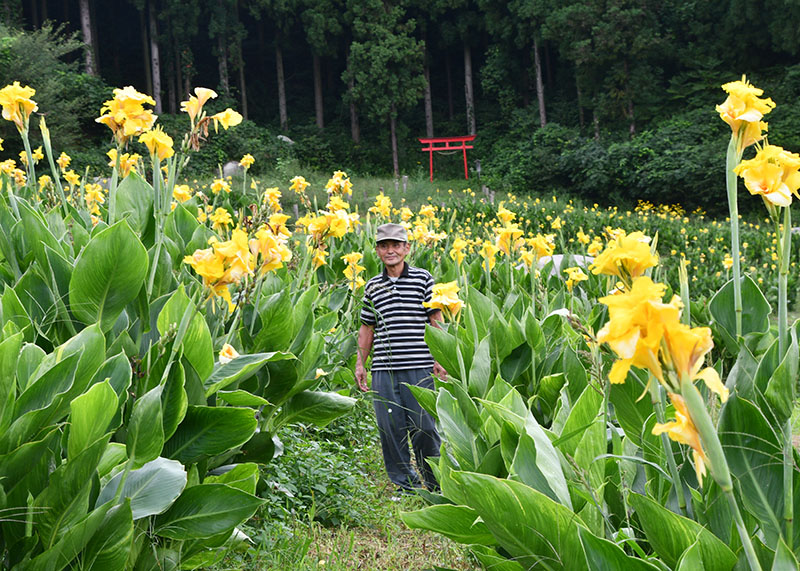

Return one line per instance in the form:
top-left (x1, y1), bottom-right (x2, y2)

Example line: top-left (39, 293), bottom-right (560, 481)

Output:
top-left (360, 262), bottom-right (437, 371)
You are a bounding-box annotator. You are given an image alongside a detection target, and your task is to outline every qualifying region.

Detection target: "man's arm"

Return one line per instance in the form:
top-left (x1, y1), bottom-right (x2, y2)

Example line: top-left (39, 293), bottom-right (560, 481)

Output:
top-left (355, 323), bottom-right (374, 391)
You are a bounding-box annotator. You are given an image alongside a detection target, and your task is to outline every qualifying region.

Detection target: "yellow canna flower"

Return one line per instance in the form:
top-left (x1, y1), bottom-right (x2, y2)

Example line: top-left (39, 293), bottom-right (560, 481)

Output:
top-left (551, 216), bottom-right (563, 230)
top-left (341, 252), bottom-right (364, 266)
top-left (423, 281), bottom-right (464, 319)
top-left (327, 195), bottom-right (350, 211)
top-left (173, 184), bottom-right (193, 202)
top-left (240, 153), bottom-right (255, 169)
top-left (96, 85), bottom-right (157, 145)
top-left (519, 248), bottom-right (535, 269)
top-left (653, 393), bottom-right (708, 485)
top-left (210, 108), bottom-right (243, 131)
top-left (716, 75), bottom-right (774, 149)
top-left (479, 241), bottom-right (500, 271)
top-left (197, 207), bottom-right (208, 223)
top-left (263, 187), bottom-right (282, 212)
top-left (419, 204), bottom-right (437, 219)
top-left (31, 146), bottom-right (43, 162)
top-left (211, 178), bottom-right (232, 195)
top-left (369, 192), bottom-right (393, 218)
top-left (597, 276), bottom-right (680, 385)
top-left (312, 248), bottom-right (328, 269)
top-left (324, 171), bottom-right (353, 196)
top-left (63, 170), bottom-right (81, 188)
top-left (0, 82), bottom-right (38, 131)
top-left (250, 226), bottom-right (292, 274)
top-left (494, 224), bottom-right (524, 256)
top-left (576, 229), bottom-right (591, 245)
top-left (219, 343), bottom-right (240, 364)
top-left (0, 138), bottom-right (3, 151)
top-left (450, 237), bottom-right (468, 266)
top-left (527, 233), bottom-right (555, 259)
top-left (183, 246), bottom-right (225, 284)
top-left (564, 266), bottom-right (588, 292)
top-left (497, 204), bottom-right (516, 225)
top-left (57, 152), bottom-right (71, 171)
top-left (138, 125), bottom-right (174, 162)
top-left (180, 87), bottom-right (218, 123)
top-left (590, 230), bottom-right (658, 285)
top-left (662, 320), bottom-right (728, 402)
top-left (210, 207), bottom-right (233, 232)
top-left (734, 143), bottom-right (800, 208)
top-left (290, 175), bottom-right (310, 193)
top-left (400, 207), bottom-right (414, 222)
top-left (587, 238), bottom-right (603, 257)
top-left (38, 174), bottom-right (51, 190)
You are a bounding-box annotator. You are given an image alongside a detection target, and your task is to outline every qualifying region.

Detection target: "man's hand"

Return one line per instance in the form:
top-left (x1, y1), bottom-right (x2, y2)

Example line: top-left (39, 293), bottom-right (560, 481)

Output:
top-left (355, 362), bottom-right (369, 391)
top-left (433, 361), bottom-right (447, 379)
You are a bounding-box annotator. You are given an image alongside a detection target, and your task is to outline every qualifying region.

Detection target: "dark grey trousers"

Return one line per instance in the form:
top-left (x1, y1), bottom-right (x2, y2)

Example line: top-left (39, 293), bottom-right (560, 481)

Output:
top-left (371, 368), bottom-right (441, 491)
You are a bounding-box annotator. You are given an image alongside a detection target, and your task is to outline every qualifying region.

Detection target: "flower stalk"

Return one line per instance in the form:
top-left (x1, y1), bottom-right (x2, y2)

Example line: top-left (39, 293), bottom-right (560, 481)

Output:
top-left (679, 376), bottom-right (762, 571)
top-left (649, 380), bottom-right (687, 516)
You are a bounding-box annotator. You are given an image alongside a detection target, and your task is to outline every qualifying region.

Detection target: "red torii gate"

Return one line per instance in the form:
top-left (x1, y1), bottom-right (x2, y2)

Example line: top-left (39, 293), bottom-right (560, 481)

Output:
top-left (418, 135), bottom-right (476, 181)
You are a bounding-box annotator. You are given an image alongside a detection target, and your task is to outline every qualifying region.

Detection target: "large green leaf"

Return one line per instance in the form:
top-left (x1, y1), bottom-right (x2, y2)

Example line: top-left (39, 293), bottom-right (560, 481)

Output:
top-left (578, 526), bottom-right (662, 570)
top-left (165, 201), bottom-right (200, 248)
top-left (3, 351), bottom-right (80, 452)
top-left (25, 502), bottom-right (111, 571)
top-left (252, 291), bottom-right (295, 352)
top-left (764, 326), bottom-right (799, 424)
top-left (468, 336), bottom-right (492, 398)
top-left (163, 405), bottom-right (257, 464)
top-left (34, 436), bottom-right (110, 550)
top-left (82, 500), bottom-right (134, 571)
top-left (69, 220), bottom-right (148, 331)
top-left (205, 463), bottom-right (260, 494)
top-left (480, 397), bottom-right (572, 509)
top-left (556, 383), bottom-right (603, 457)
top-left (204, 352), bottom-right (292, 397)
top-left (276, 390), bottom-right (356, 428)
top-left (161, 360), bottom-right (188, 441)
top-left (157, 286), bottom-right (214, 381)
top-left (438, 389), bottom-right (482, 471)
top-left (67, 380), bottom-right (118, 459)
top-left (115, 171), bottom-right (154, 234)
top-left (400, 504), bottom-right (495, 545)
top-left (96, 457), bottom-right (187, 520)
top-left (154, 483), bottom-right (264, 540)
top-left (425, 325), bottom-right (461, 382)
top-left (718, 395), bottom-right (783, 547)
top-left (709, 275), bottom-right (770, 351)
top-left (454, 472), bottom-right (588, 570)
top-left (0, 331), bottom-right (22, 432)
top-left (127, 384), bottom-right (164, 467)
top-left (628, 493), bottom-right (736, 570)
top-left (1, 284), bottom-right (32, 341)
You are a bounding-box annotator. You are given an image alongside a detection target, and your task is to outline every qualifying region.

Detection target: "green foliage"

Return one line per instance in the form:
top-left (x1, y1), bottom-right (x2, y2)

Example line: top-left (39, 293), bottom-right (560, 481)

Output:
top-left (0, 23), bottom-right (109, 150)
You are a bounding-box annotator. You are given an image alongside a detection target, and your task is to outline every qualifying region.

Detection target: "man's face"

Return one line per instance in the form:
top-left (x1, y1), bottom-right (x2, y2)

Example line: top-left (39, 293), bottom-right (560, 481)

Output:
top-left (375, 239), bottom-right (410, 268)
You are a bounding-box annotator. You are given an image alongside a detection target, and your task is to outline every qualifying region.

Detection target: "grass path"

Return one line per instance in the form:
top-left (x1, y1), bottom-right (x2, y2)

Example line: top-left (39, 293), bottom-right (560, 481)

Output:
top-left (215, 400), bottom-right (478, 570)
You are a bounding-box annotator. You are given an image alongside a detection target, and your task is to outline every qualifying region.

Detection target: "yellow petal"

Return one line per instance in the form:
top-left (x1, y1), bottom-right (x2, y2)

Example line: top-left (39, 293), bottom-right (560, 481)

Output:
top-left (609, 359), bottom-right (632, 384)
top-left (695, 367), bottom-right (728, 403)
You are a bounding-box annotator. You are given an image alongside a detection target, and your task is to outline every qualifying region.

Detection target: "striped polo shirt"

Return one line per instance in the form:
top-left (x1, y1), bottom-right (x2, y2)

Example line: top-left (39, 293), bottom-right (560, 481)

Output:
top-left (360, 262), bottom-right (437, 371)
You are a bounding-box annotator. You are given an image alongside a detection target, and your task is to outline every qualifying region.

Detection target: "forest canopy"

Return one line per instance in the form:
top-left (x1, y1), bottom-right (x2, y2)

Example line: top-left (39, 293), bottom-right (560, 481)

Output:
top-left (3, 0), bottom-right (800, 210)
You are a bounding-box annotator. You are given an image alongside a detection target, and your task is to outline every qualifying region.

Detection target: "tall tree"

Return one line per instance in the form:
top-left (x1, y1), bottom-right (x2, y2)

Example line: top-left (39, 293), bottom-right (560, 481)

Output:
top-left (79, 0), bottom-right (96, 75)
top-left (439, 0), bottom-right (483, 135)
top-left (209, 0), bottom-right (232, 95)
top-left (250, 0), bottom-right (299, 132)
top-left (344, 0), bottom-right (426, 175)
top-left (301, 0), bottom-right (343, 130)
top-left (148, 0), bottom-right (162, 111)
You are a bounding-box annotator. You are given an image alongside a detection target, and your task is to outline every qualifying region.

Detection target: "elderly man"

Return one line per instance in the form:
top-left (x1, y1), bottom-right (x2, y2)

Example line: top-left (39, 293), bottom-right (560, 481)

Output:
top-left (355, 223), bottom-right (444, 494)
